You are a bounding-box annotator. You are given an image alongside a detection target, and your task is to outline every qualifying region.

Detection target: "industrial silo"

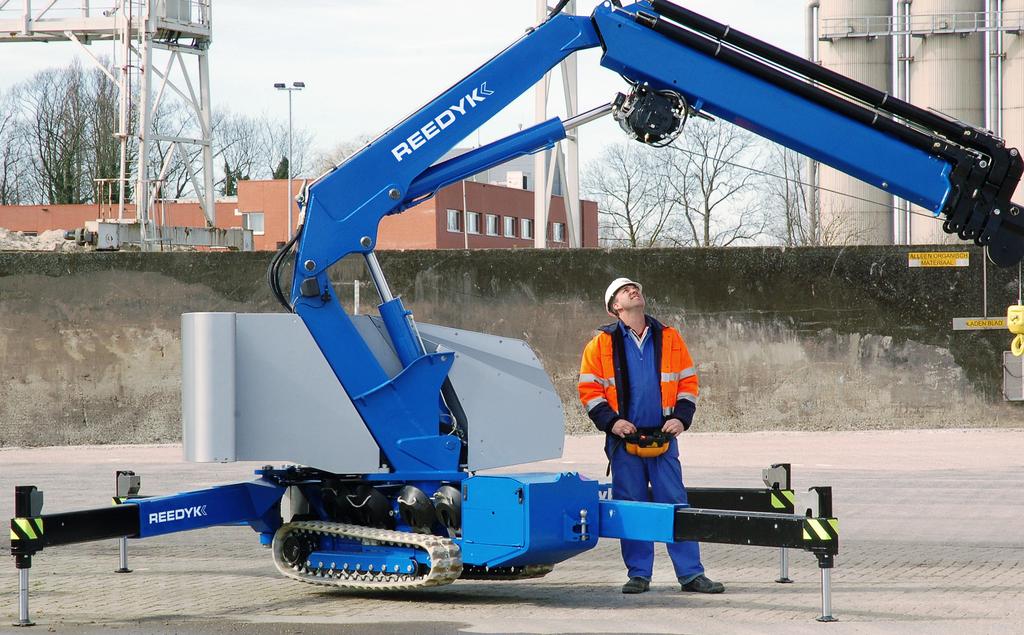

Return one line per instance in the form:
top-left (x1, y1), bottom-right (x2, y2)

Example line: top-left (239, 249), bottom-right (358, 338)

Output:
top-left (908, 0), bottom-right (986, 244)
top-left (1005, 0), bottom-right (1024, 203)
top-left (817, 0), bottom-right (894, 245)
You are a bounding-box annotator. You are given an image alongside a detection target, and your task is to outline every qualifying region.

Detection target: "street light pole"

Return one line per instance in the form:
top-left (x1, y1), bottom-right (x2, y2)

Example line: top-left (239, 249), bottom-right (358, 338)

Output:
top-left (273, 81), bottom-right (305, 242)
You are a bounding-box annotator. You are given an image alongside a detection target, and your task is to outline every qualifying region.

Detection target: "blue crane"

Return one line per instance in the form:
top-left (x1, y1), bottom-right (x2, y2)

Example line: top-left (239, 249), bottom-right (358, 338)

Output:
top-left (11, 0), bottom-right (1021, 625)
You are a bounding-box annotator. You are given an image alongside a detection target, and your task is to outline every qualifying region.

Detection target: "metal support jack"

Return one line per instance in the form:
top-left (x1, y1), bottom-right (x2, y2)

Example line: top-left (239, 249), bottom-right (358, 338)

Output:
top-left (811, 486), bottom-right (839, 623)
top-left (11, 486), bottom-right (42, 627)
top-left (763, 464), bottom-right (794, 583)
top-left (779, 548), bottom-right (792, 585)
top-left (15, 568), bottom-right (32, 628)
top-left (113, 471), bottom-right (142, 573)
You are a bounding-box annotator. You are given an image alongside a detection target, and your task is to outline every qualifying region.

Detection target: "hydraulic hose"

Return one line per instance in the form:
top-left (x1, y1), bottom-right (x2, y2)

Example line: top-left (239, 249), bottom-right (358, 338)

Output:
top-left (267, 223), bottom-right (303, 312)
top-left (548, 0), bottom-right (571, 18)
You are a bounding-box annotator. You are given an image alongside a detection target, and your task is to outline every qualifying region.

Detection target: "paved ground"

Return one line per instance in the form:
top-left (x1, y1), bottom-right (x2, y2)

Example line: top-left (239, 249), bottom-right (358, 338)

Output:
top-left (1, 429), bottom-right (1022, 634)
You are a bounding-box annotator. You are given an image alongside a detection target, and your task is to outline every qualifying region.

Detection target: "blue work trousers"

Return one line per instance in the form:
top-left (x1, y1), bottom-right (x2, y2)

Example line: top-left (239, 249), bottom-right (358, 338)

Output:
top-left (606, 436), bottom-right (704, 581)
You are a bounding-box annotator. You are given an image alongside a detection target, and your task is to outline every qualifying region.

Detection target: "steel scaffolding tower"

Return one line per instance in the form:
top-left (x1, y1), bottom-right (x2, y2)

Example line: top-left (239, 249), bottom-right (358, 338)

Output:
top-left (0, 1), bottom-right (249, 250)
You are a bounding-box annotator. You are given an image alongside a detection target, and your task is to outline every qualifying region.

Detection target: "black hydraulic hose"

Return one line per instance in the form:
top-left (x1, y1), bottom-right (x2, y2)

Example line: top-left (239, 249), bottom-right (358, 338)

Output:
top-left (267, 243), bottom-right (284, 306)
top-left (637, 12), bottom-right (944, 158)
top-left (650, 0), bottom-right (975, 145)
top-left (267, 223), bottom-right (302, 312)
top-left (266, 250), bottom-right (287, 311)
top-left (548, 0), bottom-right (571, 18)
top-left (549, 0), bottom-right (620, 19)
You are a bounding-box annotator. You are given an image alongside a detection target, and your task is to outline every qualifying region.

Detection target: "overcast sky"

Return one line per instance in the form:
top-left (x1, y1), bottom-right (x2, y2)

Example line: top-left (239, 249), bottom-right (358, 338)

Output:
top-left (0, 1), bottom-right (807, 168)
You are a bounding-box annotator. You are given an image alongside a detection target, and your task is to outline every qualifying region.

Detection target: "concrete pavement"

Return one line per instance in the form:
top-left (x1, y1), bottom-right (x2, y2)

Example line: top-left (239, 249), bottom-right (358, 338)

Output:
top-left (1, 429), bottom-right (1023, 634)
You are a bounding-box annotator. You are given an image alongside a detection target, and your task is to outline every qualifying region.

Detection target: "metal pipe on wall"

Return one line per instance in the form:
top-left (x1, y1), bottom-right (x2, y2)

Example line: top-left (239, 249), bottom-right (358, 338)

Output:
top-left (1005, 0), bottom-right (1024, 203)
top-left (996, 0), bottom-right (1004, 137)
top-left (815, 0), bottom-right (895, 245)
top-left (900, 0), bottom-right (913, 243)
top-left (806, 0), bottom-right (820, 244)
top-left (908, 0), bottom-right (987, 245)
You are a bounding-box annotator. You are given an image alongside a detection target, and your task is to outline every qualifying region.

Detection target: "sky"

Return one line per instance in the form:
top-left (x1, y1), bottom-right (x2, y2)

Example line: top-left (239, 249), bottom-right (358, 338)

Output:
top-left (0, 1), bottom-right (808, 169)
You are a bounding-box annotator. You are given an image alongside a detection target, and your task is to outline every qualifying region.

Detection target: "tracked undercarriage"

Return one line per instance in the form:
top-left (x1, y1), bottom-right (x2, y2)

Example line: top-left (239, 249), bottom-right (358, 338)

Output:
top-left (273, 521), bottom-right (463, 591)
top-left (272, 520), bottom-right (556, 590)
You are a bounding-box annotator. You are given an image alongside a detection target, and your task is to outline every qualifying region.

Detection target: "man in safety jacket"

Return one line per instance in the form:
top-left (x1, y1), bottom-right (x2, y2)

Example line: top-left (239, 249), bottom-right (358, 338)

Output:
top-left (578, 277), bottom-right (725, 595)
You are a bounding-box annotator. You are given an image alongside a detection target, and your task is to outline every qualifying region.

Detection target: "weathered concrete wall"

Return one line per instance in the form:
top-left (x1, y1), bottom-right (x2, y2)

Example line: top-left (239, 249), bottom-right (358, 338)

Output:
top-left (0, 247), bottom-right (1020, 447)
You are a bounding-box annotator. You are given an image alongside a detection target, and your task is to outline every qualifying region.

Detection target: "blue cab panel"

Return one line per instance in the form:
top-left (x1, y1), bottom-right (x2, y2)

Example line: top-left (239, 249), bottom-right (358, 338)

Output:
top-left (459, 472), bottom-right (599, 568)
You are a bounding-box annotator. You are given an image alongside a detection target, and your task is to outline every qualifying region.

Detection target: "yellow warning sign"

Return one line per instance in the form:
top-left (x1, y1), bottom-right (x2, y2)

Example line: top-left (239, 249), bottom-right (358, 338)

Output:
top-left (908, 252), bottom-right (970, 268)
top-left (952, 317), bottom-right (1008, 331)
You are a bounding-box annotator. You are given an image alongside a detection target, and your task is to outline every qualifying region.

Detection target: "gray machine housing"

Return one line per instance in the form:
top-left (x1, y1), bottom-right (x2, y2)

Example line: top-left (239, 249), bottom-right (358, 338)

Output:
top-left (182, 312), bottom-right (565, 473)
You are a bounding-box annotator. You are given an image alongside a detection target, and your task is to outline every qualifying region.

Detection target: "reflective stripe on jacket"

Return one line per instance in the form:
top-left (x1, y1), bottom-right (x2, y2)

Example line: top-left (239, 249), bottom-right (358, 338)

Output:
top-left (578, 315), bottom-right (698, 434)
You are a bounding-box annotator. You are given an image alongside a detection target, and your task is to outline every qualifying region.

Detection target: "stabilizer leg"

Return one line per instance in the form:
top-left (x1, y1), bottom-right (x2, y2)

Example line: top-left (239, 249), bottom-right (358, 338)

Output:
top-left (816, 554), bottom-right (838, 623)
top-left (15, 567), bottom-right (34, 627)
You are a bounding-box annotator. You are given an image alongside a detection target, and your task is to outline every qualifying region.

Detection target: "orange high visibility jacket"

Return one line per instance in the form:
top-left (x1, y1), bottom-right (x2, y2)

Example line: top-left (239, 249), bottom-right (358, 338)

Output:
top-left (578, 316), bottom-right (699, 434)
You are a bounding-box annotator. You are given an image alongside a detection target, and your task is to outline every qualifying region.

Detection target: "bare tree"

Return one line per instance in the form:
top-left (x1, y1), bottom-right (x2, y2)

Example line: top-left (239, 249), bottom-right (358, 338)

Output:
top-left (583, 142), bottom-right (681, 247)
top-left (3, 60), bottom-right (317, 207)
top-left (149, 101), bottom-right (202, 200)
top-left (85, 62), bottom-right (131, 204)
top-left (666, 119), bottom-right (769, 247)
top-left (313, 133), bottom-right (376, 174)
top-left (213, 111), bottom-right (265, 195)
top-left (817, 196), bottom-right (874, 246)
top-left (0, 91), bottom-right (28, 205)
top-left (6, 60), bottom-right (132, 206)
top-left (261, 117), bottom-right (314, 179)
top-left (764, 143), bottom-right (818, 246)
top-left (16, 63), bottom-right (91, 204)
top-left (205, 111), bottom-right (317, 196)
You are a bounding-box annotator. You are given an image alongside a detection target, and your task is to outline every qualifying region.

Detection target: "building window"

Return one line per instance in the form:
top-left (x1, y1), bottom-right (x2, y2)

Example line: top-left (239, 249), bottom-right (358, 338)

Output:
top-left (467, 211), bottom-right (481, 234)
top-left (552, 222), bottom-right (565, 243)
top-left (241, 212), bottom-right (265, 235)
top-left (521, 218), bottom-right (533, 239)
top-left (503, 216), bottom-right (516, 238)
top-left (446, 209), bottom-right (461, 232)
top-left (486, 214), bottom-right (499, 236)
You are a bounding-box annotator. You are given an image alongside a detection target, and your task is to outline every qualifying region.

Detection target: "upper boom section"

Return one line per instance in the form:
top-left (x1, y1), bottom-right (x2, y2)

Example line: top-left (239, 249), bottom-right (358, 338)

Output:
top-left (602, 0), bottom-right (1022, 265)
top-left (294, 1), bottom-right (1022, 283)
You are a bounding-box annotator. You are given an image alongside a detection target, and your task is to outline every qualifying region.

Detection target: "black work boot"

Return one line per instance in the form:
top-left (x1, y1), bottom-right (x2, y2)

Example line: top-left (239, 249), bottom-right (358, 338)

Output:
top-left (680, 574), bottom-right (725, 594)
top-left (621, 577), bottom-right (651, 594)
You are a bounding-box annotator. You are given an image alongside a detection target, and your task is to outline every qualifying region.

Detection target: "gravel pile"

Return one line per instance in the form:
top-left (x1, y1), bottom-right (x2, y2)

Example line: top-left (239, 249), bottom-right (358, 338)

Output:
top-left (0, 228), bottom-right (89, 251)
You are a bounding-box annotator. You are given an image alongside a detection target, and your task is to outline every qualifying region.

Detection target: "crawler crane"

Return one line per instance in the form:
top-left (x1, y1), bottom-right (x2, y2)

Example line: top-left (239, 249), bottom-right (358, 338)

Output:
top-left (11, 0), bottom-right (1022, 624)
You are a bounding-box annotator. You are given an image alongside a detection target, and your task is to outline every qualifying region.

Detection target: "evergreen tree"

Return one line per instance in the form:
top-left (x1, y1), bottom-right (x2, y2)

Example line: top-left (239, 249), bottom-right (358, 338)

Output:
top-left (223, 160), bottom-right (236, 196)
top-left (272, 156), bottom-right (289, 180)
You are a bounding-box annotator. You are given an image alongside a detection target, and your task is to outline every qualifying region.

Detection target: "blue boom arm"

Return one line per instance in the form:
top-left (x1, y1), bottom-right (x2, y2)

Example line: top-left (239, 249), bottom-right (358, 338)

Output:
top-left (285, 1), bottom-right (1023, 475)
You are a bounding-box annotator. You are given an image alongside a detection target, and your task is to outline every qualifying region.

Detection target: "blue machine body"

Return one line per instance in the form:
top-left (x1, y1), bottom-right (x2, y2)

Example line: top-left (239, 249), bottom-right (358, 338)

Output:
top-left (458, 473), bottom-right (600, 567)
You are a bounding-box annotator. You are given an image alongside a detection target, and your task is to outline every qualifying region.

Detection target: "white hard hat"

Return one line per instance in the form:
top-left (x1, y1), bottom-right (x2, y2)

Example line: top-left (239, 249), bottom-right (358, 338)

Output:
top-left (604, 277), bottom-right (642, 317)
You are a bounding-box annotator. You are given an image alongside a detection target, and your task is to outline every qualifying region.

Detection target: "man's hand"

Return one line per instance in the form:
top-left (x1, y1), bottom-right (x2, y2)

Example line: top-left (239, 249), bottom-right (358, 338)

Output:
top-left (611, 419), bottom-right (637, 438)
top-left (662, 418), bottom-right (685, 436)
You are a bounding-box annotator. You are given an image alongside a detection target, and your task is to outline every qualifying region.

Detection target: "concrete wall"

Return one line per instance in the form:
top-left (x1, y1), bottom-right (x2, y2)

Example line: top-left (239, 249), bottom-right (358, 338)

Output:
top-left (0, 247), bottom-right (1019, 447)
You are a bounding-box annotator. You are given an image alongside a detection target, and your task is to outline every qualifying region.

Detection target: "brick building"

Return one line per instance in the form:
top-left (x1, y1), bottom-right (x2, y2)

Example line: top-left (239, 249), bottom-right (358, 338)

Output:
top-left (0, 179), bottom-right (599, 250)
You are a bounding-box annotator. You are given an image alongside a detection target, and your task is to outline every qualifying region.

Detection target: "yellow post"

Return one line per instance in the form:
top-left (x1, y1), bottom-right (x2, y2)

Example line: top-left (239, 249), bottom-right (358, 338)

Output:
top-left (1009, 305), bottom-right (1024, 357)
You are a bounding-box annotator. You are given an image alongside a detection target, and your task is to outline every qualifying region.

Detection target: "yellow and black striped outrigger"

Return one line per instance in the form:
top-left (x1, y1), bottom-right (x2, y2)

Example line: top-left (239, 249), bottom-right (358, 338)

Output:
top-left (10, 485), bottom-right (140, 570)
